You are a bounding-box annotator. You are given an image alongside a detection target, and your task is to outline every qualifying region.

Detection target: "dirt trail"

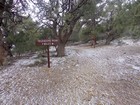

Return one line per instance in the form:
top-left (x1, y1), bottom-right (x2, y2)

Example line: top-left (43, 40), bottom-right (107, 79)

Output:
top-left (0, 44), bottom-right (140, 105)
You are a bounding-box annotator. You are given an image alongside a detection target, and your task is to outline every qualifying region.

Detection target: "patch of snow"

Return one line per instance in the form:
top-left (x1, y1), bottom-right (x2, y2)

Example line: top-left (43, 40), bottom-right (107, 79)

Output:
top-left (111, 37), bottom-right (140, 46)
top-left (132, 65), bottom-right (140, 70)
top-left (136, 41), bottom-right (140, 45)
top-left (14, 59), bottom-right (36, 66)
top-left (116, 57), bottom-right (125, 63)
top-left (50, 46), bottom-right (56, 51)
top-left (121, 39), bottom-right (134, 45)
top-left (51, 57), bottom-right (66, 66)
top-left (110, 40), bottom-right (123, 46)
top-left (30, 54), bottom-right (38, 59)
top-left (76, 64), bottom-right (79, 67)
top-left (66, 47), bottom-right (77, 56)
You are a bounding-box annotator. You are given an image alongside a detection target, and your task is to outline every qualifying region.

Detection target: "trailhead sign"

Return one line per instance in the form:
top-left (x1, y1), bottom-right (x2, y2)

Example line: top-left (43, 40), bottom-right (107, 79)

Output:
top-left (35, 39), bottom-right (59, 68)
top-left (36, 39), bottom-right (59, 46)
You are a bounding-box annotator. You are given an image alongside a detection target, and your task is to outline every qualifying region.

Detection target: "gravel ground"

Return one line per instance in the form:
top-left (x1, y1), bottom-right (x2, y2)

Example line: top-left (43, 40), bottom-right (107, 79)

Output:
top-left (0, 42), bottom-right (140, 105)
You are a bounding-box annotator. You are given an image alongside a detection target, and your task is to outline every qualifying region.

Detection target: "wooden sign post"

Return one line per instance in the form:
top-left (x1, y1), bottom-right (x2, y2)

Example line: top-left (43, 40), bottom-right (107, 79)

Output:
top-left (47, 46), bottom-right (50, 68)
top-left (36, 39), bottom-right (59, 68)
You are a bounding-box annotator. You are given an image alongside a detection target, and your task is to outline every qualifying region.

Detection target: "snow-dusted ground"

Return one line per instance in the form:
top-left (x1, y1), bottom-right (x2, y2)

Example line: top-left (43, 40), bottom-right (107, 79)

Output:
top-left (0, 38), bottom-right (140, 105)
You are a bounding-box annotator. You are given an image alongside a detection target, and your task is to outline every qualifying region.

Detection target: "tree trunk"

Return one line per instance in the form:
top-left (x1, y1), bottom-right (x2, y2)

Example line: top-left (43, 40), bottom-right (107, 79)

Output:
top-left (0, 46), bottom-right (7, 66)
top-left (57, 43), bottom-right (65, 57)
top-left (105, 34), bottom-right (115, 45)
top-left (105, 31), bottom-right (116, 45)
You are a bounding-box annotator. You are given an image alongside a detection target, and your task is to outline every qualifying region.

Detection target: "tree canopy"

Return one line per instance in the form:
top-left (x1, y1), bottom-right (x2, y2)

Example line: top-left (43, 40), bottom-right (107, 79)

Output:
top-left (1, 0), bottom-right (140, 57)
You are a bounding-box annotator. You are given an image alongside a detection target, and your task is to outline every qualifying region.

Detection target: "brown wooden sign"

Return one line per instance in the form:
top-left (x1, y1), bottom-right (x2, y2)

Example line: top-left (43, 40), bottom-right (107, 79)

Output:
top-left (36, 39), bottom-right (59, 46)
top-left (35, 39), bottom-right (59, 68)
